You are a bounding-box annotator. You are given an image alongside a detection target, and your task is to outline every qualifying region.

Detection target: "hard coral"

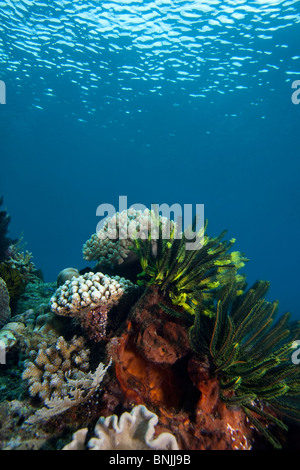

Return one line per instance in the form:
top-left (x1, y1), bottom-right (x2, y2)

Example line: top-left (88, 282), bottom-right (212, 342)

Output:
top-left (50, 271), bottom-right (137, 342)
top-left (22, 335), bottom-right (90, 401)
top-left (63, 405), bottom-right (179, 450)
top-left (82, 208), bottom-right (175, 268)
top-left (25, 358), bottom-right (111, 425)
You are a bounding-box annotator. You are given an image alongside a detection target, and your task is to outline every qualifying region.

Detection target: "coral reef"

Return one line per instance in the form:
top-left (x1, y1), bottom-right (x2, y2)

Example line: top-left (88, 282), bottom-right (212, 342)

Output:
top-left (0, 306), bottom-right (63, 405)
top-left (1, 207), bottom-right (300, 451)
top-left (0, 262), bottom-right (27, 310)
top-left (22, 335), bottom-right (90, 401)
top-left (0, 238), bottom-right (38, 311)
top-left (105, 287), bottom-right (253, 450)
top-left (4, 237), bottom-right (36, 277)
top-left (64, 405), bottom-right (179, 450)
top-left (0, 400), bottom-right (51, 450)
top-left (0, 305), bottom-right (64, 357)
top-left (0, 276), bottom-right (11, 327)
top-left (82, 208), bottom-right (175, 268)
top-left (22, 331), bottom-right (111, 424)
top-left (14, 278), bottom-right (56, 316)
top-left (50, 271), bottom-right (138, 341)
top-left (25, 358), bottom-right (111, 424)
top-left (0, 198), bottom-right (39, 312)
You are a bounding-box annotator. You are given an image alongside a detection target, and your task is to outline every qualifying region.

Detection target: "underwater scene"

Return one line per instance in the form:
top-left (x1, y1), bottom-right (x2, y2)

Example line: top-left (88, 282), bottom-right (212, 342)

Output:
top-left (0, 0), bottom-right (300, 453)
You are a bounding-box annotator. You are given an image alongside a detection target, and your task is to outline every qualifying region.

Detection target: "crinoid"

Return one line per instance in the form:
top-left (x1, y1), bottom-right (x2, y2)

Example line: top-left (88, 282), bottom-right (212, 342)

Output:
top-left (189, 280), bottom-right (300, 448)
top-left (131, 216), bottom-right (247, 317)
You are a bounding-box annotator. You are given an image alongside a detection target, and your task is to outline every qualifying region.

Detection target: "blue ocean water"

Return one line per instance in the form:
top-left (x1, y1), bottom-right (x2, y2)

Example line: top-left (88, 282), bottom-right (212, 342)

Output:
top-left (0, 0), bottom-right (299, 319)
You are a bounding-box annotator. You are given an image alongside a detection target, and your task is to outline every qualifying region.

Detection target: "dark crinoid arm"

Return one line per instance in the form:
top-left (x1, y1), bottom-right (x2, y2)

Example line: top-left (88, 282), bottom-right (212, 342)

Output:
top-left (190, 280), bottom-right (300, 449)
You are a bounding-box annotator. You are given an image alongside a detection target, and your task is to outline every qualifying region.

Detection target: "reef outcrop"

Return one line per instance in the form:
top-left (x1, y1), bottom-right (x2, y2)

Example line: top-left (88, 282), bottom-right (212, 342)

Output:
top-left (0, 277), bottom-right (11, 328)
top-left (104, 287), bottom-right (253, 450)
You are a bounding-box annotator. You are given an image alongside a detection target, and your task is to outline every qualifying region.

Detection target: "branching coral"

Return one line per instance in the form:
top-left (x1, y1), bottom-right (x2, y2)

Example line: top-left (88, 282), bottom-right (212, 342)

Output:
top-left (22, 335), bottom-right (90, 401)
top-left (22, 333), bottom-right (111, 424)
top-left (189, 280), bottom-right (300, 448)
top-left (0, 277), bottom-right (11, 328)
top-left (63, 405), bottom-right (179, 450)
top-left (50, 271), bottom-right (137, 341)
top-left (82, 208), bottom-right (175, 268)
top-left (25, 359), bottom-right (111, 424)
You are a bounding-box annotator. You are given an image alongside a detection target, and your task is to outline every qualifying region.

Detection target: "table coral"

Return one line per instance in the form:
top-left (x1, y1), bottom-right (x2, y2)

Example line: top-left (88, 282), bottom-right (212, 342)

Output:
top-left (50, 271), bottom-right (137, 341)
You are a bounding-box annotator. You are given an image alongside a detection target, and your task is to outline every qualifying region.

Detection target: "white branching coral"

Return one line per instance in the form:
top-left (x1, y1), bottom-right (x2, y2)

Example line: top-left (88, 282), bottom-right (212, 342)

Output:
top-left (22, 335), bottom-right (90, 401)
top-left (50, 271), bottom-right (136, 341)
top-left (82, 208), bottom-right (175, 268)
top-left (63, 405), bottom-right (179, 450)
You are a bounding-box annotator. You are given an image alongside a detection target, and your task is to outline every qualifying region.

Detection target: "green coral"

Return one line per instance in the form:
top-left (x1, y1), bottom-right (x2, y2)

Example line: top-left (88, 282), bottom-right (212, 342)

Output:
top-left (189, 280), bottom-right (300, 448)
top-left (131, 217), bottom-right (247, 316)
